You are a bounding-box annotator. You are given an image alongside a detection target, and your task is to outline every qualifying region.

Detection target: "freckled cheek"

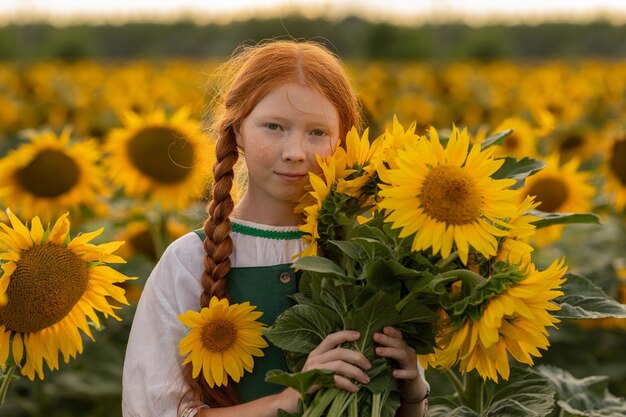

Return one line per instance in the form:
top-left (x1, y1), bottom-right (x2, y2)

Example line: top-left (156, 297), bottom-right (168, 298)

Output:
top-left (249, 141), bottom-right (280, 161)
top-left (308, 139), bottom-right (337, 159)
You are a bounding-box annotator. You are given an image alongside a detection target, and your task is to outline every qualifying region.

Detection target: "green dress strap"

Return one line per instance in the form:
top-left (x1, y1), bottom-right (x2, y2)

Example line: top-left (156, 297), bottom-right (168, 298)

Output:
top-left (193, 228), bottom-right (298, 402)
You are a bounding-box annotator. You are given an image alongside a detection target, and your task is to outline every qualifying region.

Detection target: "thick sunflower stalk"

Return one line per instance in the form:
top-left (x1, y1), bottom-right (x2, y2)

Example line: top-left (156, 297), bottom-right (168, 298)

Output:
top-left (262, 117), bottom-right (612, 417)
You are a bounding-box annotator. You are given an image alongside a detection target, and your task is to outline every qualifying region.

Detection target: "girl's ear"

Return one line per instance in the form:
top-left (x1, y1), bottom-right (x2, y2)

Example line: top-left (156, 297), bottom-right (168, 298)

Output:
top-left (233, 124), bottom-right (244, 150)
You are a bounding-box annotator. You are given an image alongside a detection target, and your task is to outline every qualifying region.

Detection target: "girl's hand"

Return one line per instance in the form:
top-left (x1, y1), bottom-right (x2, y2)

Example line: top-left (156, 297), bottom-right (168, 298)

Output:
top-left (301, 330), bottom-right (372, 393)
top-left (373, 326), bottom-right (428, 403)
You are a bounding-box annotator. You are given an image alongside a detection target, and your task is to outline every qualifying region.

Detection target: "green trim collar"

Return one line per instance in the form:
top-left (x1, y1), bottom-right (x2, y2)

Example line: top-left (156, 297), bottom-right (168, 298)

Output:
top-left (231, 222), bottom-right (304, 240)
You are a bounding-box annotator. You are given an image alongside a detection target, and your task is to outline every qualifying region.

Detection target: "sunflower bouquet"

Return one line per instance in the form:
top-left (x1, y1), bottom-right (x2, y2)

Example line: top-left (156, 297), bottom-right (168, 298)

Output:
top-left (262, 118), bottom-right (624, 417)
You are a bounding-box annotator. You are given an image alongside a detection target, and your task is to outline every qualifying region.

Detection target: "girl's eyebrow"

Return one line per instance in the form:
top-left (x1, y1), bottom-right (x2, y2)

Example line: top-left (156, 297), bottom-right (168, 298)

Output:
top-left (255, 114), bottom-right (290, 122)
top-left (255, 113), bottom-right (332, 126)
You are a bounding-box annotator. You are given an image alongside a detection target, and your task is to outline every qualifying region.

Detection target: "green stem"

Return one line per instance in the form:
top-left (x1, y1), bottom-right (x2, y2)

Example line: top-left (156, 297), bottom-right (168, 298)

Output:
top-left (349, 394), bottom-right (358, 417)
top-left (395, 294), bottom-right (412, 312)
top-left (304, 387), bottom-right (339, 417)
top-left (146, 210), bottom-right (168, 260)
top-left (0, 366), bottom-right (16, 407)
top-left (372, 392), bottom-right (381, 417)
top-left (463, 371), bottom-right (485, 412)
top-left (444, 368), bottom-right (465, 401)
top-left (326, 389), bottom-right (352, 417)
top-left (435, 251), bottom-right (459, 269)
top-left (439, 269), bottom-right (487, 287)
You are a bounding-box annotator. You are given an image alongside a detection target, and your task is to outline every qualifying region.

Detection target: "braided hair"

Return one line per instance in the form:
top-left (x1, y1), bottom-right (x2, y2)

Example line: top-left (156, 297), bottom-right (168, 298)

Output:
top-left (181, 39), bottom-right (362, 409)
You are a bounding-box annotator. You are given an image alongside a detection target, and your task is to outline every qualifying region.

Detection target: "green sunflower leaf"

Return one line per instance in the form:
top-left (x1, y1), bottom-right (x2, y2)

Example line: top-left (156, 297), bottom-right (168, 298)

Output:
top-left (480, 128), bottom-right (513, 150)
top-left (352, 222), bottom-right (390, 243)
top-left (319, 279), bottom-right (359, 316)
top-left (265, 304), bottom-right (340, 353)
top-left (351, 237), bottom-right (394, 259)
top-left (491, 156), bottom-right (546, 188)
top-left (429, 367), bottom-right (556, 416)
top-left (397, 297), bottom-right (438, 324)
top-left (265, 368), bottom-right (335, 397)
top-left (292, 256), bottom-right (346, 276)
top-left (482, 366), bottom-right (556, 417)
top-left (347, 292), bottom-right (401, 354)
top-left (427, 405), bottom-right (479, 417)
top-left (535, 365), bottom-right (626, 417)
top-left (530, 211), bottom-right (601, 229)
top-left (553, 273), bottom-right (626, 319)
top-left (361, 258), bottom-right (414, 297)
top-left (327, 239), bottom-right (368, 261)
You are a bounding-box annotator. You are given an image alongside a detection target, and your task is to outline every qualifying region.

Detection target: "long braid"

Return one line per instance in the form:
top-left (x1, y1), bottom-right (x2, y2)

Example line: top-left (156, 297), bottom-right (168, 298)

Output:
top-left (201, 129), bottom-right (239, 305)
top-left (180, 124), bottom-right (240, 409)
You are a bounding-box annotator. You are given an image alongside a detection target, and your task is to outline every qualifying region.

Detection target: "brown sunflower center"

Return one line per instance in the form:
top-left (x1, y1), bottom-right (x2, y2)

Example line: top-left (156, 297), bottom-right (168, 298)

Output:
top-left (420, 165), bottom-right (482, 225)
top-left (559, 134), bottom-right (583, 153)
top-left (15, 149), bottom-right (80, 198)
top-left (129, 228), bottom-right (157, 261)
top-left (0, 243), bottom-right (88, 333)
top-left (504, 133), bottom-right (520, 152)
top-left (546, 103), bottom-right (564, 117)
top-left (609, 139), bottom-right (626, 186)
top-left (201, 319), bottom-right (237, 353)
top-left (127, 127), bottom-right (195, 184)
top-left (527, 177), bottom-right (568, 212)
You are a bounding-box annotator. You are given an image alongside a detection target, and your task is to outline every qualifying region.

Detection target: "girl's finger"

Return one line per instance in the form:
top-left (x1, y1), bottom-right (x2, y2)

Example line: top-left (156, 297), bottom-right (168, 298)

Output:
top-left (392, 368), bottom-right (419, 380)
top-left (312, 347), bottom-right (371, 371)
top-left (334, 375), bottom-right (360, 393)
top-left (311, 330), bottom-right (360, 355)
top-left (382, 326), bottom-right (403, 339)
top-left (375, 346), bottom-right (414, 364)
top-left (318, 360), bottom-right (370, 385)
top-left (373, 331), bottom-right (405, 349)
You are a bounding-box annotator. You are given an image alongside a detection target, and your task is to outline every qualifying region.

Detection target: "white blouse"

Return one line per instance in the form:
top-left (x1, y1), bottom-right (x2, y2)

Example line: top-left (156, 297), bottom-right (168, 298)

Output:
top-left (122, 219), bottom-right (305, 417)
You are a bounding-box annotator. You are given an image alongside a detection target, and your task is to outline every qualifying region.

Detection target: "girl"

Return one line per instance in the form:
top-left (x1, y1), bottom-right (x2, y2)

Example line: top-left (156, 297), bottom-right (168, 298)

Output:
top-left (122, 40), bottom-right (429, 417)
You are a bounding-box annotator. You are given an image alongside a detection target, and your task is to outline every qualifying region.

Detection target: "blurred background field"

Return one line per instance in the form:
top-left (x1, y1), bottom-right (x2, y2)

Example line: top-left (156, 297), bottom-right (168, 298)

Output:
top-left (1, 1), bottom-right (626, 416)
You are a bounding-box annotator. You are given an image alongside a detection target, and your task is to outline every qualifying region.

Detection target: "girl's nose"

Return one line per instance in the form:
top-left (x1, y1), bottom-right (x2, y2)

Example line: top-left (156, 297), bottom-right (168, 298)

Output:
top-left (282, 134), bottom-right (306, 162)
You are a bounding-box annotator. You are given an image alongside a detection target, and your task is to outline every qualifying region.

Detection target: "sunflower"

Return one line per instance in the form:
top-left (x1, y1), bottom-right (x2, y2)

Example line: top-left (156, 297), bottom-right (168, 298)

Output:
top-left (378, 125), bottom-right (518, 265)
top-left (105, 107), bottom-right (214, 210)
top-left (520, 154), bottom-right (595, 246)
top-left (491, 117), bottom-right (538, 159)
top-left (297, 155), bottom-right (340, 258)
top-left (372, 116), bottom-right (420, 180)
top-left (549, 125), bottom-right (598, 163)
top-left (178, 296), bottom-right (268, 388)
top-left (0, 209), bottom-right (132, 380)
top-left (603, 133), bottom-right (626, 212)
top-left (0, 128), bottom-right (109, 222)
top-left (423, 259), bottom-right (567, 381)
top-left (495, 195), bottom-right (540, 268)
top-left (335, 127), bottom-right (381, 196)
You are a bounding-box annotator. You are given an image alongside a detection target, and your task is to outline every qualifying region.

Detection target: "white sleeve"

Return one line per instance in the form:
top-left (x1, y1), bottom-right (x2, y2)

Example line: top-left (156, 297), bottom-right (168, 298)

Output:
top-left (122, 233), bottom-right (206, 417)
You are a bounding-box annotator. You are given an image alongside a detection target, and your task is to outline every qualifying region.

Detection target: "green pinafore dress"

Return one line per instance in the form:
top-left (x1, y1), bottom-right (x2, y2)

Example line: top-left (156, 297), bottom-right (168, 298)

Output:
top-left (194, 227), bottom-right (299, 403)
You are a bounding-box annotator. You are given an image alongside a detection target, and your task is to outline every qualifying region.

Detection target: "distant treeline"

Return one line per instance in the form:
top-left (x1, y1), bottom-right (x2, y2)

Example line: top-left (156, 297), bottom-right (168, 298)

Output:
top-left (2, 15), bottom-right (626, 61)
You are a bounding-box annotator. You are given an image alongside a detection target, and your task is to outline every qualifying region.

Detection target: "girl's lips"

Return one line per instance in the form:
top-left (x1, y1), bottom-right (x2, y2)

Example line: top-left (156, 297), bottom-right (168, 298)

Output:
top-left (275, 172), bottom-right (307, 182)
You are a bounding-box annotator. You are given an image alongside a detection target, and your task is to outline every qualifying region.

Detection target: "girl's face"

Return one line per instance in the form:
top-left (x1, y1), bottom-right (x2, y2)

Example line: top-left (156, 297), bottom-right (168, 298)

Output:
top-left (234, 82), bottom-right (340, 210)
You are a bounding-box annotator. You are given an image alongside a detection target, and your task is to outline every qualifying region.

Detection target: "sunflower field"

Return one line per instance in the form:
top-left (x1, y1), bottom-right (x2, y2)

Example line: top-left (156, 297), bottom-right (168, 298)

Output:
top-left (0, 56), bottom-right (625, 417)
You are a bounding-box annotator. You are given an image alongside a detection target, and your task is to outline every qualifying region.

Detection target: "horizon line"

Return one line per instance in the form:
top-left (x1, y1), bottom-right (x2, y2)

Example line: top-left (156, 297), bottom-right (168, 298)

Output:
top-left (2, 6), bottom-right (626, 27)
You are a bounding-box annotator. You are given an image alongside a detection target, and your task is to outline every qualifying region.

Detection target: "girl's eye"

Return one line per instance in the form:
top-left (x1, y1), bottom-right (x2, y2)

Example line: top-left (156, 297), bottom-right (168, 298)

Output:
top-left (311, 129), bottom-right (326, 137)
top-left (266, 123), bottom-right (281, 131)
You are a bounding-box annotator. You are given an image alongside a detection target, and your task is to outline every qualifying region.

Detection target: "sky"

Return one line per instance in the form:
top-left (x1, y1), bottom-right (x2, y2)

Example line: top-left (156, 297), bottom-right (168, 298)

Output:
top-left (2, 0), bottom-right (626, 25)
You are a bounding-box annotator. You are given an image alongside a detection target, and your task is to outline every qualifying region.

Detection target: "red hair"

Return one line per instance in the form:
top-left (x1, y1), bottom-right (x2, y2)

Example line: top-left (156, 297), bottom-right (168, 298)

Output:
top-left (181, 39), bottom-right (362, 410)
